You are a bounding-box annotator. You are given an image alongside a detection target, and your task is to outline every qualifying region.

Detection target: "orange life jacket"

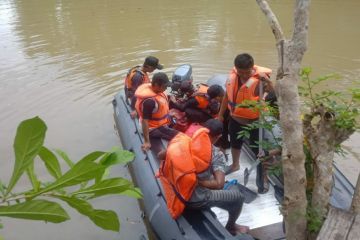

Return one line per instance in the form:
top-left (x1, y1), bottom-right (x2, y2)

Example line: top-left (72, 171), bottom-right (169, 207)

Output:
top-left (158, 128), bottom-right (212, 219)
top-left (135, 83), bottom-right (170, 128)
top-left (226, 65), bottom-right (272, 119)
top-left (193, 84), bottom-right (210, 109)
top-left (124, 66), bottom-right (150, 90)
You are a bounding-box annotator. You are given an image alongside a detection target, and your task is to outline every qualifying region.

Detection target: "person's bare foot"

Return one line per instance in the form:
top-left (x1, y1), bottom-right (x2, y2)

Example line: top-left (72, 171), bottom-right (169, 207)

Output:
top-left (225, 164), bottom-right (240, 174)
top-left (226, 224), bottom-right (250, 235)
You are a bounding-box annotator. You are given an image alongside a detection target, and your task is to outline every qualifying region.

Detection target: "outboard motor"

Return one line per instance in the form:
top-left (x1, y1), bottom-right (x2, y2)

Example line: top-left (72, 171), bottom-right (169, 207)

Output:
top-left (171, 64), bottom-right (194, 99)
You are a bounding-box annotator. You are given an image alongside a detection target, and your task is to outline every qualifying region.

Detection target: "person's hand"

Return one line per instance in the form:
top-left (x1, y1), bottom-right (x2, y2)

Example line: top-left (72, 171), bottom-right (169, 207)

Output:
top-left (130, 110), bottom-right (137, 119)
top-left (141, 142), bottom-right (151, 152)
top-left (169, 95), bottom-right (176, 103)
top-left (257, 149), bottom-right (269, 159)
top-left (258, 72), bottom-right (270, 81)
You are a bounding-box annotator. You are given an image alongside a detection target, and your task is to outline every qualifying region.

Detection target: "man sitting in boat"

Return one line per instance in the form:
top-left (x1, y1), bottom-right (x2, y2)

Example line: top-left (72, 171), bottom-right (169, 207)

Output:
top-left (124, 56), bottom-right (163, 118)
top-left (135, 72), bottom-right (179, 151)
top-left (170, 83), bottom-right (225, 123)
top-left (158, 119), bottom-right (249, 235)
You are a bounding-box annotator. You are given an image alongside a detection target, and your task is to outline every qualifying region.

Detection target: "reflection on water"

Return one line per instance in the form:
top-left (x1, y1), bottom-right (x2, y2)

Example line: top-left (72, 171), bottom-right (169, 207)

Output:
top-left (0, 0), bottom-right (359, 239)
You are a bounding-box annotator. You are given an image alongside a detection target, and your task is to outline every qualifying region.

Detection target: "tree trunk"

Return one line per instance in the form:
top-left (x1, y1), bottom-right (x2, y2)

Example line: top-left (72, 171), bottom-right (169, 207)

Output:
top-left (303, 107), bottom-right (335, 219)
top-left (277, 42), bottom-right (308, 240)
top-left (256, 1), bottom-right (310, 239)
top-left (303, 105), bottom-right (356, 220)
top-left (351, 174), bottom-right (360, 214)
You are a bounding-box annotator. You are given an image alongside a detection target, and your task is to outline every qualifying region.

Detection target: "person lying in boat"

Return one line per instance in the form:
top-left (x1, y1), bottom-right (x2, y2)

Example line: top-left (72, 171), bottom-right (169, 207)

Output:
top-left (158, 119), bottom-right (249, 235)
top-left (134, 72), bottom-right (179, 152)
top-left (124, 56), bottom-right (163, 118)
top-left (170, 83), bottom-right (225, 123)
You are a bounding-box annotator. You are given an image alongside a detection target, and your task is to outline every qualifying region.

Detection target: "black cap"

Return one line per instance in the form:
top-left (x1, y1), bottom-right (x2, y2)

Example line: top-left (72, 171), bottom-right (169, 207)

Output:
top-left (144, 56), bottom-right (163, 70)
top-left (152, 72), bottom-right (171, 87)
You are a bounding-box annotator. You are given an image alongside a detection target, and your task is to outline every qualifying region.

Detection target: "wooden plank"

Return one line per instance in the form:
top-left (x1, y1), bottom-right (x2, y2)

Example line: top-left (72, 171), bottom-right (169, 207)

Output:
top-left (317, 207), bottom-right (354, 240)
top-left (347, 214), bottom-right (360, 240)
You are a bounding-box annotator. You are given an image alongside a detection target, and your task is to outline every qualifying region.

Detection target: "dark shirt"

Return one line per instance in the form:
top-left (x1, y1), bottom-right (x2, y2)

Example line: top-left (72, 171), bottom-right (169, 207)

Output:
top-left (142, 98), bottom-right (156, 120)
top-left (130, 72), bottom-right (146, 109)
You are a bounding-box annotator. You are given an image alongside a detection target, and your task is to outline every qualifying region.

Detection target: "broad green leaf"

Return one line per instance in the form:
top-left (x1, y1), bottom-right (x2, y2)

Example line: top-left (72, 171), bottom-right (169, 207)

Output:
top-left (90, 209), bottom-right (119, 231)
top-left (120, 187), bottom-right (143, 199)
top-left (100, 149), bottom-right (134, 167)
top-left (38, 146), bottom-right (62, 179)
top-left (55, 196), bottom-right (119, 231)
top-left (32, 160), bottom-right (105, 197)
top-left (54, 149), bottom-right (74, 167)
top-left (73, 178), bottom-right (132, 197)
top-left (0, 200), bottom-right (69, 223)
top-left (26, 162), bottom-right (40, 192)
top-left (80, 151), bottom-right (106, 163)
top-left (6, 117), bottom-right (47, 195)
top-left (95, 149), bottom-right (134, 183)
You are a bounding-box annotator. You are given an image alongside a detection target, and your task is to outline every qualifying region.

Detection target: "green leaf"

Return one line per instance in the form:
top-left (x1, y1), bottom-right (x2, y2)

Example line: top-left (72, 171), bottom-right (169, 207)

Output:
top-left (301, 67), bottom-right (312, 76)
top-left (90, 209), bottom-right (119, 231)
top-left (0, 180), bottom-right (6, 196)
top-left (73, 178), bottom-right (132, 197)
top-left (352, 88), bottom-right (360, 101)
top-left (120, 187), bottom-right (143, 199)
top-left (80, 151), bottom-right (105, 163)
top-left (6, 117), bottom-right (47, 195)
top-left (32, 160), bottom-right (105, 197)
top-left (0, 200), bottom-right (69, 223)
top-left (55, 196), bottom-right (119, 231)
top-left (54, 149), bottom-right (74, 167)
top-left (38, 146), bottom-right (62, 179)
top-left (100, 149), bottom-right (134, 167)
top-left (26, 162), bottom-right (40, 192)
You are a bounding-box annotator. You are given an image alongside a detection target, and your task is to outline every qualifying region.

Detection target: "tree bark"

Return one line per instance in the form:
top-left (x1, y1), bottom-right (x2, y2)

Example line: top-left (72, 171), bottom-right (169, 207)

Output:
top-left (303, 105), bottom-right (355, 220)
top-left (256, 1), bottom-right (310, 239)
top-left (303, 107), bottom-right (335, 220)
top-left (351, 174), bottom-right (360, 214)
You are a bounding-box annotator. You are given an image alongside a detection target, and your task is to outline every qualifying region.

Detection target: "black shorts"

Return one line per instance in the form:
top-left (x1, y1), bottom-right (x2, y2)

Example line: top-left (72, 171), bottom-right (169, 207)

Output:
top-left (149, 125), bottom-right (179, 141)
top-left (228, 117), bottom-right (259, 153)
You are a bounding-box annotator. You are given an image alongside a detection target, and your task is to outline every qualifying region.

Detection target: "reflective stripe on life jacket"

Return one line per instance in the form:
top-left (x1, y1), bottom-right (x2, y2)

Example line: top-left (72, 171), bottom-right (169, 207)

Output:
top-left (158, 128), bottom-right (212, 219)
top-left (135, 83), bottom-right (169, 128)
top-left (193, 83), bottom-right (210, 109)
top-left (124, 66), bottom-right (150, 90)
top-left (226, 65), bottom-right (272, 119)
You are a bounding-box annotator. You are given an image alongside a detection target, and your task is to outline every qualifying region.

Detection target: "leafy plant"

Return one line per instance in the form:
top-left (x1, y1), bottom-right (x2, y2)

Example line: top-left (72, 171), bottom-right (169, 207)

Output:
top-left (299, 67), bottom-right (360, 131)
top-left (0, 117), bottom-right (142, 232)
top-left (306, 205), bottom-right (324, 233)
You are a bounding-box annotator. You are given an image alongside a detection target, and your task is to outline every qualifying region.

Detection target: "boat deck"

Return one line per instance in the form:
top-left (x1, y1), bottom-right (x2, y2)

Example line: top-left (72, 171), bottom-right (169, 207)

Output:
top-left (213, 149), bottom-right (285, 239)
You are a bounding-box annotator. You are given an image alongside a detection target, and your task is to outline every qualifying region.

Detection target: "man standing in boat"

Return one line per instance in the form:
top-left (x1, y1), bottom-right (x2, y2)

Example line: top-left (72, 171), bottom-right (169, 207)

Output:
top-left (217, 53), bottom-right (274, 193)
top-left (135, 72), bottom-right (178, 151)
top-left (124, 56), bottom-right (163, 118)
